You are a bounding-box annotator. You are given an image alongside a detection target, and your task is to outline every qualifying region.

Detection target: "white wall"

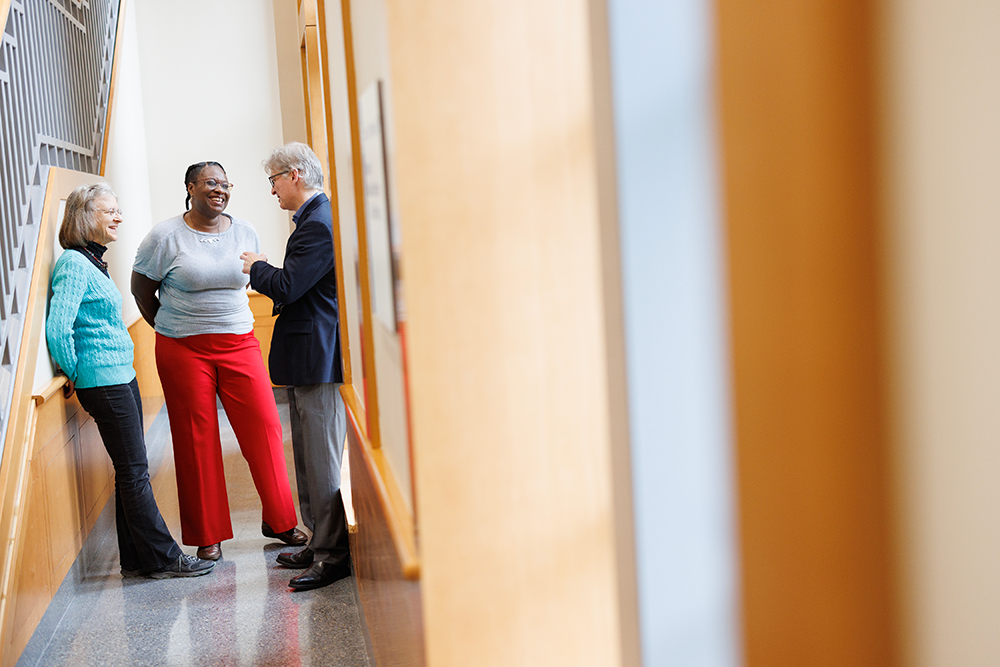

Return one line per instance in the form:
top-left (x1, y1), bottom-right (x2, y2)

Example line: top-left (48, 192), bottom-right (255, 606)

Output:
top-left (882, 1), bottom-right (1000, 665)
top-left (607, 0), bottom-right (740, 665)
top-left (132, 0), bottom-right (291, 266)
top-left (104, 0), bottom-right (153, 324)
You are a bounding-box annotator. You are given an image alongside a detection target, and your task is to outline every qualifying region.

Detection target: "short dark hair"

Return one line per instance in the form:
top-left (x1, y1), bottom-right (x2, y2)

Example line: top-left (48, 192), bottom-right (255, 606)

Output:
top-left (59, 183), bottom-right (117, 249)
top-left (184, 161), bottom-right (226, 210)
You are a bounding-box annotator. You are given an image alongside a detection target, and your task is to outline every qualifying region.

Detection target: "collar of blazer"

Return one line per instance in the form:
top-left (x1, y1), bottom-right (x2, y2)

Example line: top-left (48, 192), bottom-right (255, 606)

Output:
top-left (293, 191), bottom-right (328, 222)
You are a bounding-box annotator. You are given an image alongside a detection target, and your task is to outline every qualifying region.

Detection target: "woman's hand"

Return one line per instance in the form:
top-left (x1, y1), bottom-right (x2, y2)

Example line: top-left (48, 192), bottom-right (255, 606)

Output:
top-left (240, 251), bottom-right (267, 275)
top-left (63, 377), bottom-right (75, 399)
top-left (131, 271), bottom-right (162, 328)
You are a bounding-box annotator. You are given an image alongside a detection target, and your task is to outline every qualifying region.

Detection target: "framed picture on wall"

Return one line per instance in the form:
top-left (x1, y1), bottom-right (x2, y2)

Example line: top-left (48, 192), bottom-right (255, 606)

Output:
top-left (359, 80), bottom-right (405, 333)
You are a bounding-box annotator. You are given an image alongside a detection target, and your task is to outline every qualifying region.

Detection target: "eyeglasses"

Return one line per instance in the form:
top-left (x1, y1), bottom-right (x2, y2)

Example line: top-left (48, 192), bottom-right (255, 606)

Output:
top-left (99, 208), bottom-right (123, 217)
top-left (268, 170), bottom-right (291, 187)
top-left (197, 179), bottom-right (234, 192)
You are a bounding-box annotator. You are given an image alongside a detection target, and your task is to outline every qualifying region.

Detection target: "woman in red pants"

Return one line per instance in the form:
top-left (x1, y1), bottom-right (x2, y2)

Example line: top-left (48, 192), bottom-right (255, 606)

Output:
top-left (131, 161), bottom-right (306, 561)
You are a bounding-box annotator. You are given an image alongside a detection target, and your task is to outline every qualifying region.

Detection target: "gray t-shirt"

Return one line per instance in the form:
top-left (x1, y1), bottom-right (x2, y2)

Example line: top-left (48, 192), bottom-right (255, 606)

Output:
top-left (133, 214), bottom-right (259, 338)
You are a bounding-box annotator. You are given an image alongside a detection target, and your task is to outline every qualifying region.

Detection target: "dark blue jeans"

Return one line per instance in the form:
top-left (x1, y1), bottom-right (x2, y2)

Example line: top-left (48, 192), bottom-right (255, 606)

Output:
top-left (76, 378), bottom-right (181, 572)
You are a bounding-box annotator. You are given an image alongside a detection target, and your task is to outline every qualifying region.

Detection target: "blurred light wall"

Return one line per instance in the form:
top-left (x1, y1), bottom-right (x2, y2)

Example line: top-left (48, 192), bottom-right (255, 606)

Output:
top-left (881, 1), bottom-right (1000, 665)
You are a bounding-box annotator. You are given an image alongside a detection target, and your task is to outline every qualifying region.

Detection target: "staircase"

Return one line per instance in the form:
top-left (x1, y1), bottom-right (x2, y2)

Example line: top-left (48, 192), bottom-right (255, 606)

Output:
top-left (0, 0), bottom-right (120, 449)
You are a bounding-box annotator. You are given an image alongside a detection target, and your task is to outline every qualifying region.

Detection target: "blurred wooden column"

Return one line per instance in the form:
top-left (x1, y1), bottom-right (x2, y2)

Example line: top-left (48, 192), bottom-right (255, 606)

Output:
top-left (716, 1), bottom-right (898, 665)
top-left (384, 1), bottom-right (638, 665)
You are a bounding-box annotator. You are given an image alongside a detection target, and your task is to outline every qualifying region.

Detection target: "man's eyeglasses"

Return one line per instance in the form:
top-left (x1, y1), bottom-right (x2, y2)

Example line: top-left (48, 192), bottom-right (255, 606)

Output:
top-left (197, 179), bottom-right (234, 192)
top-left (99, 208), bottom-right (123, 217)
top-left (268, 170), bottom-right (291, 187)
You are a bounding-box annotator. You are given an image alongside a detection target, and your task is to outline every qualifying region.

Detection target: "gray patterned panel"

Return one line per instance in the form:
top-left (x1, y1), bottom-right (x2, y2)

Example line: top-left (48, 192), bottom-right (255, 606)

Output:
top-left (0, 0), bottom-right (119, 449)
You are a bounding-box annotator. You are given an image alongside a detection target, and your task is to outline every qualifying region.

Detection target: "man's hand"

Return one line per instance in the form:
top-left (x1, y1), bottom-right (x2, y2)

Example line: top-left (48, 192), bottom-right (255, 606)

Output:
top-left (241, 251), bottom-right (267, 275)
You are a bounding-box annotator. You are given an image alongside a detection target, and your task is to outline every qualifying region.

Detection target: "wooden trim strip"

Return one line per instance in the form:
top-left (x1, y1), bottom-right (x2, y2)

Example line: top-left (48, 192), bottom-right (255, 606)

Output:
top-left (99, 0), bottom-right (128, 177)
top-left (340, 0), bottom-right (382, 447)
top-left (716, 1), bottom-right (896, 663)
top-left (316, 0), bottom-right (355, 387)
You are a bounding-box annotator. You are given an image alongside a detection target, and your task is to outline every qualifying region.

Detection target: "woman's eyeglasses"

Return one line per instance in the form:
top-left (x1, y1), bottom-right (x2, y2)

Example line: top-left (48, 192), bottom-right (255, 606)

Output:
top-left (99, 208), bottom-right (123, 217)
top-left (197, 179), bottom-right (234, 192)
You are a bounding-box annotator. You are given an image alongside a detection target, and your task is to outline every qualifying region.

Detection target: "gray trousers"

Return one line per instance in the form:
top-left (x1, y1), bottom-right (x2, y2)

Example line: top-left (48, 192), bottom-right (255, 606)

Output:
top-left (287, 382), bottom-right (349, 565)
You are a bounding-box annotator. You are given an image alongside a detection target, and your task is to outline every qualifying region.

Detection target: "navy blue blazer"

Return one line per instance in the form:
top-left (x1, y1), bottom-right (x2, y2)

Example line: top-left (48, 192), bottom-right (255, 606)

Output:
top-left (250, 193), bottom-right (343, 386)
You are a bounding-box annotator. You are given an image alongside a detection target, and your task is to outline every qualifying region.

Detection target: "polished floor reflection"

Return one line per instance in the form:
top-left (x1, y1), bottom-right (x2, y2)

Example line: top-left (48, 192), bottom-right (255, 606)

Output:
top-left (17, 402), bottom-right (369, 667)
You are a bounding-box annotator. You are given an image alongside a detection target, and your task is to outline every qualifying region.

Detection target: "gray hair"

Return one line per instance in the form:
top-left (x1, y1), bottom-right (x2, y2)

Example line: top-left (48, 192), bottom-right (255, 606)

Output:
top-left (262, 142), bottom-right (324, 191)
top-left (59, 183), bottom-right (117, 249)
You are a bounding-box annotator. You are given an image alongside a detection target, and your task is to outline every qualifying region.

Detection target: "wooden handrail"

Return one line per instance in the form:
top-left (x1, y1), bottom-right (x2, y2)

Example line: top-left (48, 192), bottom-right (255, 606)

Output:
top-left (33, 376), bottom-right (69, 406)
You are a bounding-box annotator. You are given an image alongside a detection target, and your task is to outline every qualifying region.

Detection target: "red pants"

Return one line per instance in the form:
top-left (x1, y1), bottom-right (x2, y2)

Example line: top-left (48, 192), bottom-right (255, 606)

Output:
top-left (156, 332), bottom-right (297, 546)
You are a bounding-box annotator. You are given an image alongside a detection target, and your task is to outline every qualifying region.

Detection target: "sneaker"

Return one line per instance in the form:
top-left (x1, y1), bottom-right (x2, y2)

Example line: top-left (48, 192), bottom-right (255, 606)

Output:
top-left (120, 567), bottom-right (144, 578)
top-left (149, 554), bottom-right (215, 579)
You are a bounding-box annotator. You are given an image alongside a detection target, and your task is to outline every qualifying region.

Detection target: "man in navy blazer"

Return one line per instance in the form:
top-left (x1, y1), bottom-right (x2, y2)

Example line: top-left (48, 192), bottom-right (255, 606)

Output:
top-left (241, 142), bottom-right (349, 591)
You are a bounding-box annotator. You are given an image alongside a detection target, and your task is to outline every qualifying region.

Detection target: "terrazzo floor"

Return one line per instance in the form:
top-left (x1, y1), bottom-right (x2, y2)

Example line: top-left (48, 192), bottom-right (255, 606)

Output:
top-left (16, 401), bottom-right (370, 667)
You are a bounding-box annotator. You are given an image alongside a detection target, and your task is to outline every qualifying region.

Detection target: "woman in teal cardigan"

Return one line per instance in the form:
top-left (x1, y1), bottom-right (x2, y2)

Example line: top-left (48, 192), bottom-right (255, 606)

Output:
top-left (46, 183), bottom-right (214, 579)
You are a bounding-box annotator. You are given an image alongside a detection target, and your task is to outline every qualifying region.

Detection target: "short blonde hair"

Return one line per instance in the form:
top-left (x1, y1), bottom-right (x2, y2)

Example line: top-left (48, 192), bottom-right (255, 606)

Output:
top-left (59, 183), bottom-right (117, 249)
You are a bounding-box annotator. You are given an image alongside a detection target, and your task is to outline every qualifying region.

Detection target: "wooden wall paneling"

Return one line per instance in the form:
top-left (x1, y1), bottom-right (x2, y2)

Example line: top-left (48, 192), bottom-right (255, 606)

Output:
top-left (32, 397), bottom-right (79, 460)
top-left (9, 451), bottom-right (51, 659)
top-left (0, 169), bottom-right (61, 662)
top-left (347, 413), bottom-right (424, 667)
top-left (78, 417), bottom-right (112, 533)
top-left (42, 428), bottom-right (84, 586)
top-left (383, 2), bottom-right (634, 665)
top-left (248, 292), bottom-right (277, 382)
top-left (715, 1), bottom-right (897, 665)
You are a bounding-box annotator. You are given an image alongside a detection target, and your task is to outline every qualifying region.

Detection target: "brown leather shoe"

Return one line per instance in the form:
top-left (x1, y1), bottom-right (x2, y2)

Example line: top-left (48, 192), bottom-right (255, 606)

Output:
top-left (261, 521), bottom-right (308, 546)
top-left (276, 547), bottom-right (314, 569)
top-left (197, 543), bottom-right (222, 561)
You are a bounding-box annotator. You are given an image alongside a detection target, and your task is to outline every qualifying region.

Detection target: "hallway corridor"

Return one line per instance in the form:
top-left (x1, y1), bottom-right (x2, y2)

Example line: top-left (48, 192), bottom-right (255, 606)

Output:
top-left (15, 400), bottom-right (369, 666)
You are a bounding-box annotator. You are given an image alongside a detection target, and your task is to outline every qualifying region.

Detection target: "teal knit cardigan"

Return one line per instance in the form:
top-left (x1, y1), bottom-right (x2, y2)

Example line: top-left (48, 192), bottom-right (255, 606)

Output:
top-left (46, 250), bottom-right (136, 389)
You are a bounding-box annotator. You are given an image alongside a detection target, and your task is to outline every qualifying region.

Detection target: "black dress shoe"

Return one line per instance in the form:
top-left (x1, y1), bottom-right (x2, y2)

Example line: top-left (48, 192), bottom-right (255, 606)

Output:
top-left (288, 561), bottom-right (350, 591)
top-left (277, 547), bottom-right (314, 569)
top-left (261, 521), bottom-right (308, 546)
top-left (197, 543), bottom-right (222, 561)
